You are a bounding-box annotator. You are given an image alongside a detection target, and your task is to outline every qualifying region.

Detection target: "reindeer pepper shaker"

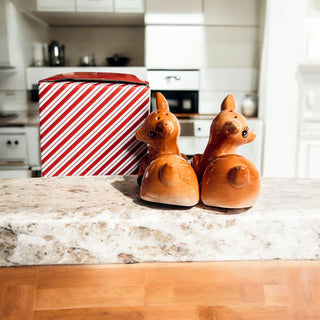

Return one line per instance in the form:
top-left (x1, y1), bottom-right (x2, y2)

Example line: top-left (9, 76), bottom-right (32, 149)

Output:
top-left (193, 95), bottom-right (260, 208)
top-left (136, 92), bottom-right (199, 207)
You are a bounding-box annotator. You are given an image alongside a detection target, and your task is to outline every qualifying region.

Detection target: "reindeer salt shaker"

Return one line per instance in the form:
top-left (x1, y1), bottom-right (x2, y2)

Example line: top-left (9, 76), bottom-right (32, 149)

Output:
top-left (136, 92), bottom-right (199, 207)
top-left (193, 95), bottom-right (260, 208)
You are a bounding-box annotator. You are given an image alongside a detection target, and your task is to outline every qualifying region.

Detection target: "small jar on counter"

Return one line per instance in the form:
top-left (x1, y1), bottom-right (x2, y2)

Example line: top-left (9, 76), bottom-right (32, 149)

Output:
top-left (241, 94), bottom-right (257, 118)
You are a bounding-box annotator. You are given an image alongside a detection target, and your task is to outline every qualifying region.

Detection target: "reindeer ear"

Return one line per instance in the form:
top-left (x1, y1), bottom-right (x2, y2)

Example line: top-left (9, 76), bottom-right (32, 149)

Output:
top-left (221, 95), bottom-right (236, 111)
top-left (156, 92), bottom-right (169, 112)
top-left (224, 121), bottom-right (241, 136)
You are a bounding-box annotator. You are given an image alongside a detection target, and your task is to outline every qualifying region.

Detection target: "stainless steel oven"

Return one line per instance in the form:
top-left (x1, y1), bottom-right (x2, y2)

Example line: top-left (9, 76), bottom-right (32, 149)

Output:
top-left (147, 70), bottom-right (200, 109)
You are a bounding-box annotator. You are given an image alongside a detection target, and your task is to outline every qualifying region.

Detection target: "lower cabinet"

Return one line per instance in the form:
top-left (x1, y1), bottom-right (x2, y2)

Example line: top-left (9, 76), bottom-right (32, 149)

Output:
top-left (298, 139), bottom-right (320, 178)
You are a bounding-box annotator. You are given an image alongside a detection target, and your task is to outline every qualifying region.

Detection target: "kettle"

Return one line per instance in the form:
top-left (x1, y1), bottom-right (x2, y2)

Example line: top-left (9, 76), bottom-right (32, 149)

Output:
top-left (48, 41), bottom-right (65, 66)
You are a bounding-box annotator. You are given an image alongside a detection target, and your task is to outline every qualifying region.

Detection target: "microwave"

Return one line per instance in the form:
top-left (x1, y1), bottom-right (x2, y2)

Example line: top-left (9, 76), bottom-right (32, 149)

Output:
top-left (150, 90), bottom-right (199, 114)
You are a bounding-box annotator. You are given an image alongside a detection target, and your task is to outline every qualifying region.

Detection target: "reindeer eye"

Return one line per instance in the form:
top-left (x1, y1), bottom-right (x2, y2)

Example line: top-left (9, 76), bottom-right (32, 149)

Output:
top-left (147, 130), bottom-right (156, 138)
top-left (242, 130), bottom-right (248, 138)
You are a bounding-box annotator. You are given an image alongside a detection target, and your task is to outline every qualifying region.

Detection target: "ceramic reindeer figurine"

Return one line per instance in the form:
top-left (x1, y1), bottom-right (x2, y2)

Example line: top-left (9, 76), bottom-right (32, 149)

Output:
top-left (136, 92), bottom-right (199, 207)
top-left (193, 95), bottom-right (260, 208)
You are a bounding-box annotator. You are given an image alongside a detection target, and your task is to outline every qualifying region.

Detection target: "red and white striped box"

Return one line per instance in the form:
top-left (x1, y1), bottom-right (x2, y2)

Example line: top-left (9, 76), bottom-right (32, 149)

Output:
top-left (38, 72), bottom-right (150, 177)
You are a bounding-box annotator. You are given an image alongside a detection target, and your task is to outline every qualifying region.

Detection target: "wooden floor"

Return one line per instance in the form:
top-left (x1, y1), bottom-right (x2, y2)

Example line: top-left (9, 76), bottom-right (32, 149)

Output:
top-left (0, 261), bottom-right (320, 320)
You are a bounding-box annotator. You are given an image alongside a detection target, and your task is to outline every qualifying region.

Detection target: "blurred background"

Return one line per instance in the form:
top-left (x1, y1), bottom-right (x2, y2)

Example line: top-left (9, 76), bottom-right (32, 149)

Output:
top-left (0, 0), bottom-right (319, 179)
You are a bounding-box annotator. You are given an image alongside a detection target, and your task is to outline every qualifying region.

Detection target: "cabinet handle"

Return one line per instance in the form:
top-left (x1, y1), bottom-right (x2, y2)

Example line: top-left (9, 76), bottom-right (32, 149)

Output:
top-left (165, 75), bottom-right (181, 81)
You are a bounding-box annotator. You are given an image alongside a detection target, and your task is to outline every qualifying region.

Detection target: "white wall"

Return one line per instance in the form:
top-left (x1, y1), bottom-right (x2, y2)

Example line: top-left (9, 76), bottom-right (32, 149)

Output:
top-left (259, 0), bottom-right (308, 177)
top-left (0, 2), bottom-right (49, 91)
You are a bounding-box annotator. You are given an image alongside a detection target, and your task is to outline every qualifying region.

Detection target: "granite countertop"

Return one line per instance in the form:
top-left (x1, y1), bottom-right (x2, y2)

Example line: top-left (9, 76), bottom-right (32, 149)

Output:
top-left (0, 175), bottom-right (319, 266)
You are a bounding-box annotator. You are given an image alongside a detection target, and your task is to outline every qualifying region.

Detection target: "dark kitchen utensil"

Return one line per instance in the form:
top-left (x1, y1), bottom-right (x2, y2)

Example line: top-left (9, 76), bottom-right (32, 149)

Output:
top-left (48, 41), bottom-right (61, 66)
top-left (106, 54), bottom-right (130, 66)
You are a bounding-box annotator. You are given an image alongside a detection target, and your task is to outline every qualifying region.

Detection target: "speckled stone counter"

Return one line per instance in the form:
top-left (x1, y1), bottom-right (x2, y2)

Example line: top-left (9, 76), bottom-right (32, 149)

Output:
top-left (0, 176), bottom-right (319, 266)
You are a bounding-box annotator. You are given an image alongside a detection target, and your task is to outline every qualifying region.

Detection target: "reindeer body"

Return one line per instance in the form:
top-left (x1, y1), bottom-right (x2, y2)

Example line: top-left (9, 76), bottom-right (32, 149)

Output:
top-left (193, 95), bottom-right (260, 208)
top-left (136, 93), bottom-right (199, 207)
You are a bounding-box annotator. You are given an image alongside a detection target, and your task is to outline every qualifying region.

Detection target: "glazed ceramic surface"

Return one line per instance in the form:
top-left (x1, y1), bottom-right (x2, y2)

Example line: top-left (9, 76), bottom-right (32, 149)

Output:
top-left (136, 93), bottom-right (199, 206)
top-left (193, 95), bottom-right (260, 208)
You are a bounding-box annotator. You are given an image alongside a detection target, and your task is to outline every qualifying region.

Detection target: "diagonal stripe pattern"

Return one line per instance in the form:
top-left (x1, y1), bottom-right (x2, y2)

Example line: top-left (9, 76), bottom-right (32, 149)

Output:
top-left (39, 80), bottom-right (150, 177)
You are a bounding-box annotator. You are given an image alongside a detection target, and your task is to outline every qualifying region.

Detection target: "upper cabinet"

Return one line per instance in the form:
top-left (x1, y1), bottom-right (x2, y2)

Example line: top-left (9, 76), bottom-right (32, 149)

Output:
top-left (145, 0), bottom-right (203, 24)
top-left (37, 0), bottom-right (76, 11)
top-left (114, 0), bottom-right (144, 13)
top-left (145, 0), bottom-right (260, 26)
top-left (76, 0), bottom-right (113, 12)
top-left (12, 0), bottom-right (145, 26)
top-left (13, 0), bottom-right (143, 12)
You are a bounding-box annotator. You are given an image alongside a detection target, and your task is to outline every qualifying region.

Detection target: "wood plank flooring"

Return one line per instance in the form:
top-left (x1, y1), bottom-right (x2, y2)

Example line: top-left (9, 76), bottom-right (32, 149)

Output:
top-left (0, 261), bottom-right (320, 319)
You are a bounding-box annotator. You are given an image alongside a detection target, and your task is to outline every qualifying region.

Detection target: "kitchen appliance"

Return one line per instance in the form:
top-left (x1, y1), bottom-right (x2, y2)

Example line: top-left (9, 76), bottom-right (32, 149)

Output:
top-left (147, 70), bottom-right (200, 114)
top-left (106, 54), bottom-right (130, 66)
top-left (48, 40), bottom-right (65, 66)
top-left (150, 90), bottom-right (198, 114)
top-left (0, 125), bottom-right (41, 178)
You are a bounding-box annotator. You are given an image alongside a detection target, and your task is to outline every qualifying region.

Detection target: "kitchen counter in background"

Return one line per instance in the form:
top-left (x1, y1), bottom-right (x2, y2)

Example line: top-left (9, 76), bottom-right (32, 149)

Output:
top-left (0, 111), bottom-right (39, 127)
top-left (0, 175), bottom-right (319, 266)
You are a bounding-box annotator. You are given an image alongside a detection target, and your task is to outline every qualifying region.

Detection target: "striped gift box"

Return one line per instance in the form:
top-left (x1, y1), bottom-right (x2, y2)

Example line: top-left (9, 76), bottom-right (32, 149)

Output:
top-left (38, 72), bottom-right (150, 177)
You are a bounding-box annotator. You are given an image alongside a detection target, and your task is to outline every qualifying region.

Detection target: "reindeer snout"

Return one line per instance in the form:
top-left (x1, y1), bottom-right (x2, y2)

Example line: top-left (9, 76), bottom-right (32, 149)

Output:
top-left (248, 130), bottom-right (256, 142)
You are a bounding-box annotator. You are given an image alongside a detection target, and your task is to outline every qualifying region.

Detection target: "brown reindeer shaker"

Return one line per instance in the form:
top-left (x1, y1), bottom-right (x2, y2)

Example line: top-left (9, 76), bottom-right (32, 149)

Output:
top-left (136, 92), bottom-right (199, 206)
top-left (193, 95), bottom-right (260, 208)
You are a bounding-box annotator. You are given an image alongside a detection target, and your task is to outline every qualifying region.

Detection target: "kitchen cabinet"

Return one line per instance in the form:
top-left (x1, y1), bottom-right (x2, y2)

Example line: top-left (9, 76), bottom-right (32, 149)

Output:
top-left (76, 0), bottom-right (113, 12)
top-left (114, 0), bottom-right (144, 13)
top-left (13, 0), bottom-right (144, 14)
top-left (37, 0), bottom-right (76, 11)
top-left (145, 0), bottom-right (203, 24)
top-left (297, 65), bottom-right (320, 178)
top-left (298, 139), bottom-right (320, 178)
top-left (145, 26), bottom-right (204, 69)
top-left (13, 0), bottom-right (76, 11)
top-left (12, 0), bottom-right (145, 26)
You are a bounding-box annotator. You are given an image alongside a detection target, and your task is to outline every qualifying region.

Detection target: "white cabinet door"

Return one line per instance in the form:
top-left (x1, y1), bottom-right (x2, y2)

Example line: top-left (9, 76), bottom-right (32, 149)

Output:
top-left (76, 0), bottom-right (113, 12)
top-left (37, 0), bottom-right (76, 11)
top-left (298, 139), bottom-right (320, 178)
top-left (114, 0), bottom-right (144, 12)
top-left (145, 26), bottom-right (205, 69)
top-left (145, 0), bottom-right (203, 24)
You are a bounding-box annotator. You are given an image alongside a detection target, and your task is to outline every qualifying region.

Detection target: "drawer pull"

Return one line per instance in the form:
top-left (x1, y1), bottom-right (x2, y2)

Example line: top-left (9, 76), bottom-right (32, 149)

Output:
top-left (165, 75), bottom-right (181, 81)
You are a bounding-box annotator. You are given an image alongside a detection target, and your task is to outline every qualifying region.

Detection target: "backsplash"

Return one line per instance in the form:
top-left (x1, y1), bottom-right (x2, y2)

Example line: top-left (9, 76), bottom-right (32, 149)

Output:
top-left (49, 26), bottom-right (145, 67)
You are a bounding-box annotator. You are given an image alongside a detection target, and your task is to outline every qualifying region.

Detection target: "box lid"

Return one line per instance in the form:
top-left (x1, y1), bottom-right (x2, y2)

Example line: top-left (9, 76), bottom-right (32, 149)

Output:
top-left (39, 72), bottom-right (149, 86)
